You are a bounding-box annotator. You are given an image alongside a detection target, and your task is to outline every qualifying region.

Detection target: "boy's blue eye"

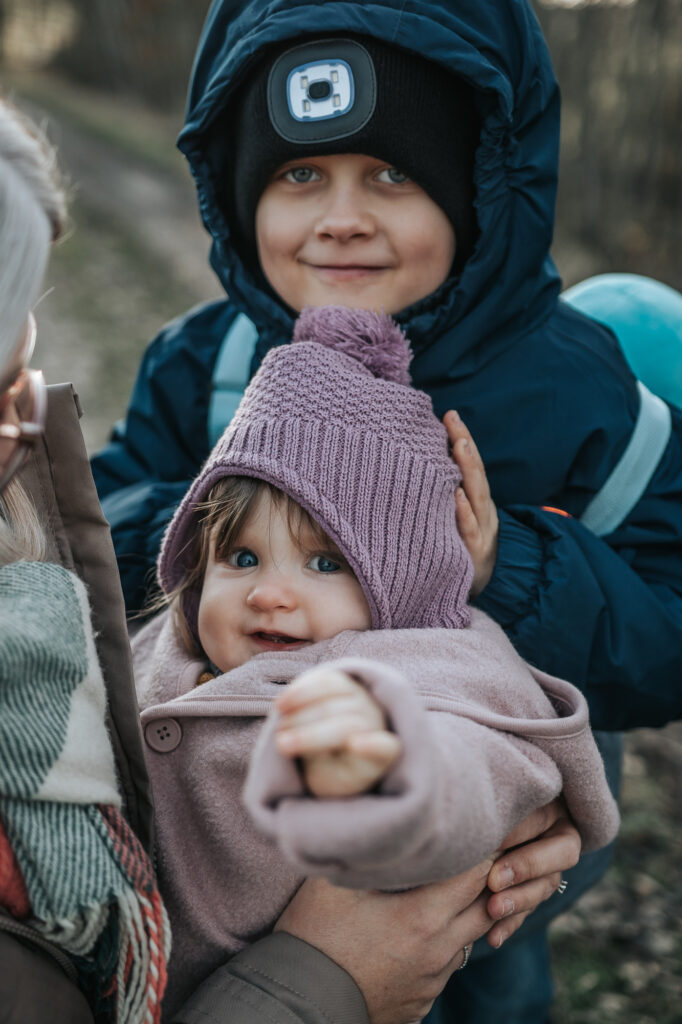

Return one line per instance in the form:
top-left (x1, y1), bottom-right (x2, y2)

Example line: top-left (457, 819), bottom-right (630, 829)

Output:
top-left (284, 167), bottom-right (319, 184)
top-left (230, 548), bottom-right (258, 568)
top-left (308, 554), bottom-right (341, 574)
top-left (378, 167), bottom-right (410, 185)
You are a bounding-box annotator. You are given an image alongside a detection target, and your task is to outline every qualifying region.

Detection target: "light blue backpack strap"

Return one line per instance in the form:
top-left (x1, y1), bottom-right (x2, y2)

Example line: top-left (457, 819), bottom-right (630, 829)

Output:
top-left (208, 313), bottom-right (259, 447)
top-left (580, 382), bottom-right (672, 536)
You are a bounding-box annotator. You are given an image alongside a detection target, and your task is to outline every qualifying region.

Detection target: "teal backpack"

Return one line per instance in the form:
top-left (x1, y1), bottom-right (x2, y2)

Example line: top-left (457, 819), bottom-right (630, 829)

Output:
top-left (563, 274), bottom-right (681, 535)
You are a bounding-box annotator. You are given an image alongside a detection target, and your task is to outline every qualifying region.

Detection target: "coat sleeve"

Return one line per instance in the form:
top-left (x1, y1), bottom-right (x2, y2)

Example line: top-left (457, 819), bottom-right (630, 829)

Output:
top-left (90, 301), bottom-right (235, 613)
top-left (0, 930), bottom-right (93, 1024)
top-left (475, 425), bottom-right (682, 731)
top-left (469, 305), bottom-right (682, 733)
top-left (244, 654), bottom-right (608, 890)
top-left (170, 933), bottom-right (369, 1024)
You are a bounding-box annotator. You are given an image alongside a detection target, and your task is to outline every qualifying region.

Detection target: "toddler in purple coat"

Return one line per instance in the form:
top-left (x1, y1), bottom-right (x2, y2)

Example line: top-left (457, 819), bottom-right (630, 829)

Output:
top-left (133, 307), bottom-right (619, 1017)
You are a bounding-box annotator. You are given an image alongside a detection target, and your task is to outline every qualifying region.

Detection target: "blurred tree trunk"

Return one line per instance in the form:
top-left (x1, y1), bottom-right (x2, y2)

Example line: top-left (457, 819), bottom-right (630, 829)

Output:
top-left (0, 1), bottom-right (6, 59)
top-left (53, 0), bottom-right (211, 109)
top-left (534, 0), bottom-right (681, 285)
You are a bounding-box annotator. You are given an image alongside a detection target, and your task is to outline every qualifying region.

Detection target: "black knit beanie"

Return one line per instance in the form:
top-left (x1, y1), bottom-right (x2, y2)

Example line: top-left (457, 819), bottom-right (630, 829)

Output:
top-left (223, 35), bottom-right (481, 276)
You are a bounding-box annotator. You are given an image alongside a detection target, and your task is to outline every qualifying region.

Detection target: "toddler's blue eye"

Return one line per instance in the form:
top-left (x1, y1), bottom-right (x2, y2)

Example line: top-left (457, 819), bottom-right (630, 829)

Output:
top-left (230, 548), bottom-right (258, 568)
top-left (308, 554), bottom-right (341, 573)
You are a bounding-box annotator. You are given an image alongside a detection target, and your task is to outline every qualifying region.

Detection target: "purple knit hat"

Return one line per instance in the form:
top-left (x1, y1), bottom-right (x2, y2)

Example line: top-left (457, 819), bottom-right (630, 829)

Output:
top-left (159, 307), bottom-right (473, 632)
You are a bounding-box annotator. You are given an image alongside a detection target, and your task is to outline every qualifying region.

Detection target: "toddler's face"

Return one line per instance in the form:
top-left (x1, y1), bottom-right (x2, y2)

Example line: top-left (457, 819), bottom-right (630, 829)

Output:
top-left (197, 489), bottom-right (371, 674)
top-left (255, 153), bottom-right (455, 315)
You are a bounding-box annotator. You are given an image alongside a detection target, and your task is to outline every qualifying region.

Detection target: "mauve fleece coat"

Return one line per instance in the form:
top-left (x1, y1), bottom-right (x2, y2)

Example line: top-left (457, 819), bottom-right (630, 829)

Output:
top-left (133, 608), bottom-right (619, 1018)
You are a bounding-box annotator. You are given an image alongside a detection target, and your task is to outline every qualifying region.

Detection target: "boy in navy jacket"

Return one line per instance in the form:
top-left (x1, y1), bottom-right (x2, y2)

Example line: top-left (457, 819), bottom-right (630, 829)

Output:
top-left (92, 2), bottom-right (682, 1021)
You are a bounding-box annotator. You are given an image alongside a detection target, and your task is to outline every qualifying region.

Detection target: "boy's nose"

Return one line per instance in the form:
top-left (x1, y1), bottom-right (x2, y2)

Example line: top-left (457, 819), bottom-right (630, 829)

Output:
top-left (314, 188), bottom-right (376, 243)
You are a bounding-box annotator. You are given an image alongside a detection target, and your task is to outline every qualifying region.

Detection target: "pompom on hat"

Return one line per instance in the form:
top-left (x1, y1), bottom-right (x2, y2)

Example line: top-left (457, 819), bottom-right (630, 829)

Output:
top-left (292, 306), bottom-right (412, 386)
top-left (159, 307), bottom-right (473, 634)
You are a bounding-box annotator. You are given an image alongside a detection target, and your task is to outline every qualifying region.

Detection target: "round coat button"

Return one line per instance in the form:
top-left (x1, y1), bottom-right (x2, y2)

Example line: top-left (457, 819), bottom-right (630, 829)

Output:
top-left (145, 718), bottom-right (182, 753)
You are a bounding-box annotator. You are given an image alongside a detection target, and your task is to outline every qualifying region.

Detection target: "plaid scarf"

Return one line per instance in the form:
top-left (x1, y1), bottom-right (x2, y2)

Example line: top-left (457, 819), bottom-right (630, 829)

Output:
top-left (0, 561), bottom-right (170, 1023)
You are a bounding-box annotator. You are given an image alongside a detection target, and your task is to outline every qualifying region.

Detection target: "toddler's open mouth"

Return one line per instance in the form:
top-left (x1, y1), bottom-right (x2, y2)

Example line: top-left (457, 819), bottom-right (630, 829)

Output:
top-left (251, 631), bottom-right (309, 651)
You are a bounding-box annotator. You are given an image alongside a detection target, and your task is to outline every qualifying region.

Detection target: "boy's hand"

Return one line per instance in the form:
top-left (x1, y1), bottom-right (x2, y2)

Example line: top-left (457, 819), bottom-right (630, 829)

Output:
top-left (444, 410), bottom-right (499, 597)
top-left (275, 667), bottom-right (402, 797)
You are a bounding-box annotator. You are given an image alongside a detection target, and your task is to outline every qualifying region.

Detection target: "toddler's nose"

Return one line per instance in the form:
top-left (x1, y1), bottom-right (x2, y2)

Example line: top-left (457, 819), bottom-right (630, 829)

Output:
top-left (246, 580), bottom-right (298, 612)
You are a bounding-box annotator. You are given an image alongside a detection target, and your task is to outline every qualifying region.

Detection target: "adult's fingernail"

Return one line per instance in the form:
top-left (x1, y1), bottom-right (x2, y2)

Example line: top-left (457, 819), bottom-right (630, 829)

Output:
top-left (449, 410), bottom-right (460, 422)
top-left (495, 866), bottom-right (514, 889)
top-left (502, 897), bottom-right (515, 917)
top-left (495, 929), bottom-right (508, 949)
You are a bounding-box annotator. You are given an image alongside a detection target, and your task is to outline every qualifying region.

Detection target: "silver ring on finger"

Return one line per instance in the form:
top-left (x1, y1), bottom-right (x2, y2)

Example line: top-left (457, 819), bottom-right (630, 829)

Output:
top-left (457, 943), bottom-right (472, 971)
top-left (557, 877), bottom-right (568, 895)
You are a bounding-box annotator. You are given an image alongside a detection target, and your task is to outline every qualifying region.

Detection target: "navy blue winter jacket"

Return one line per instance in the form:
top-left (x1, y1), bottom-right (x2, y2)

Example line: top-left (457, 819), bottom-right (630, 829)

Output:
top-left (92, 0), bottom-right (682, 732)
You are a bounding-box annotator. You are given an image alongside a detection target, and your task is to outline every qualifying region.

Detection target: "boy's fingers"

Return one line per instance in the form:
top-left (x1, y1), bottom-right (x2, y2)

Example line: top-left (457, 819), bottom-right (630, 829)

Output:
top-left (455, 487), bottom-right (479, 540)
top-left (443, 409), bottom-right (471, 447)
top-left (446, 415), bottom-right (494, 534)
top-left (445, 411), bottom-right (483, 470)
top-left (455, 437), bottom-right (491, 512)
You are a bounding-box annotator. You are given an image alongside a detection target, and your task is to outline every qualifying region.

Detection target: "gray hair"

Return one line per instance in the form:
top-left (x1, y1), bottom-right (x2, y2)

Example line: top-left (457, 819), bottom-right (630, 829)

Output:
top-left (0, 98), bottom-right (65, 565)
top-left (0, 97), bottom-right (66, 369)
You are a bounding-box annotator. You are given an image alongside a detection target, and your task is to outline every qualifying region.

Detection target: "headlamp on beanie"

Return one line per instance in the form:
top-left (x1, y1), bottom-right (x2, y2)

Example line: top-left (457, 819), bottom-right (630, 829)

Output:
top-left (227, 35), bottom-right (481, 275)
top-left (285, 58), bottom-right (355, 122)
top-left (269, 40), bottom-right (376, 140)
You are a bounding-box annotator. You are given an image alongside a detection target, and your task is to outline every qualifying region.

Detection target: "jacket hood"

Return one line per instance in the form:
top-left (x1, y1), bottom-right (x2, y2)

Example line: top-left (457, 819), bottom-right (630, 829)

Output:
top-left (179, 0), bottom-right (562, 377)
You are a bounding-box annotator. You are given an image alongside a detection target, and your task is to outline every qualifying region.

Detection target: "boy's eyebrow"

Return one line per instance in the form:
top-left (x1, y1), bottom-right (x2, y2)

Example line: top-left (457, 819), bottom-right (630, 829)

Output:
top-left (269, 158), bottom-right (313, 177)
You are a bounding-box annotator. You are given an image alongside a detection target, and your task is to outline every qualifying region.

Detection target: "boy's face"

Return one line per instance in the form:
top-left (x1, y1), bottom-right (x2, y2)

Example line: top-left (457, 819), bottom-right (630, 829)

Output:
top-left (255, 153), bottom-right (455, 315)
top-left (198, 489), bottom-right (371, 674)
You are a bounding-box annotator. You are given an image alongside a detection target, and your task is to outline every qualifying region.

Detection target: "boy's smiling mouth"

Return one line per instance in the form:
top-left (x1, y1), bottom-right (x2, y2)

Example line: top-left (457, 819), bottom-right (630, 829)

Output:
top-left (305, 263), bottom-right (390, 282)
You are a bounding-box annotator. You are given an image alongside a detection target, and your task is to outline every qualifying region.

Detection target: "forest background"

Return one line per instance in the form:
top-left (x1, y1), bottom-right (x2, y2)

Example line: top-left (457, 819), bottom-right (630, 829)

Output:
top-left (0, 1), bottom-right (680, 1021)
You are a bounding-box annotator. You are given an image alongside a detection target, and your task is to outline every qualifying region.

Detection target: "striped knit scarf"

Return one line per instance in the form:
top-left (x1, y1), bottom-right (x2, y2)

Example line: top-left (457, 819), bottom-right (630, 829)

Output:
top-left (0, 561), bottom-right (170, 1023)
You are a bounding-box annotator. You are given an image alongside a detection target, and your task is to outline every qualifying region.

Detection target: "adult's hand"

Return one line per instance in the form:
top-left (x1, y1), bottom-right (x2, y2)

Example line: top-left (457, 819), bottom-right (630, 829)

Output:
top-left (444, 410), bottom-right (498, 597)
top-left (275, 858), bottom-right (496, 1024)
top-left (485, 798), bottom-right (582, 948)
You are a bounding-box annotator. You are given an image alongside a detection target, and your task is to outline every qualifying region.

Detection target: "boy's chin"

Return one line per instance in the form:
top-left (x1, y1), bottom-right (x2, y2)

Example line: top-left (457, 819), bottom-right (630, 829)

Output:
top-left (288, 286), bottom-right (407, 317)
top-left (260, 265), bottom-right (412, 317)
top-left (303, 297), bottom-right (402, 315)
